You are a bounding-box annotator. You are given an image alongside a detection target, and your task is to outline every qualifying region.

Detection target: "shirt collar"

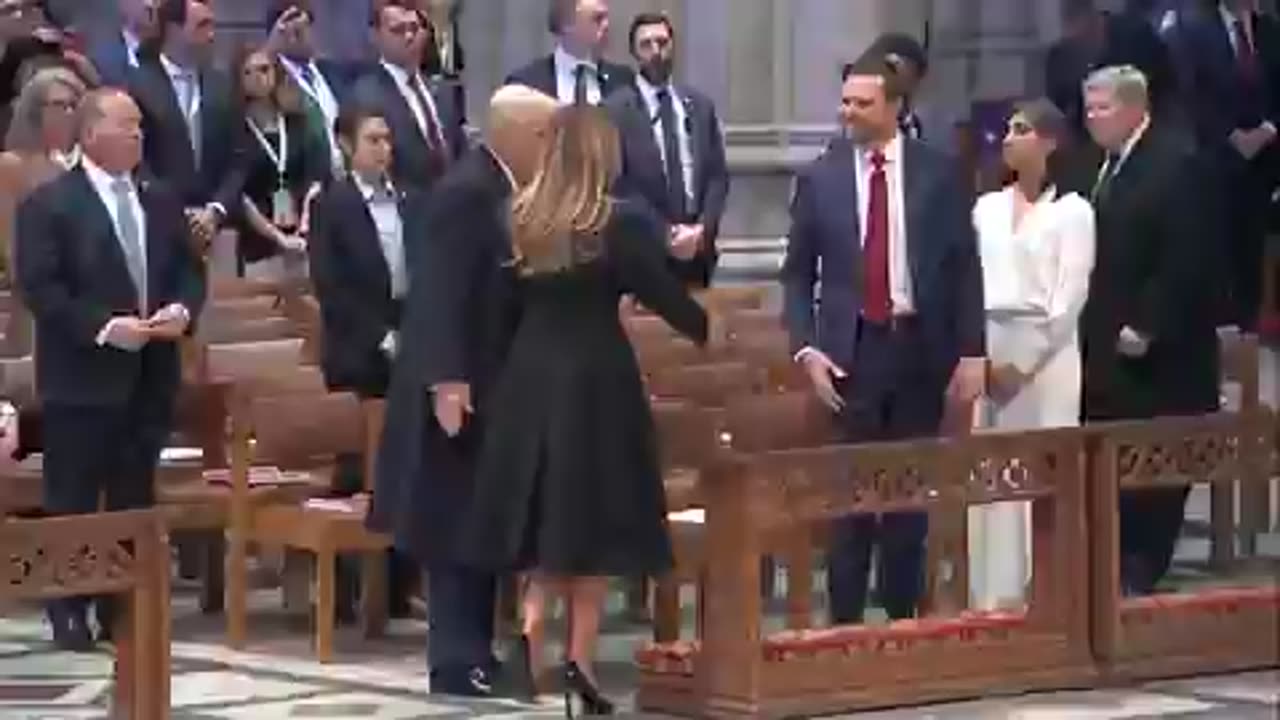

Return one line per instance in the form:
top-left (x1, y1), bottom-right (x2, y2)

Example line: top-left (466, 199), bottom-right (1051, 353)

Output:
top-left (380, 59), bottom-right (420, 87)
top-left (122, 29), bottom-right (140, 55)
top-left (159, 53), bottom-right (195, 80)
top-left (554, 44), bottom-right (594, 73)
top-left (81, 154), bottom-right (132, 193)
top-left (1220, 3), bottom-right (1248, 29)
top-left (635, 74), bottom-right (673, 106)
top-left (1116, 114), bottom-right (1150, 164)
top-left (857, 132), bottom-right (903, 165)
top-left (353, 172), bottom-right (396, 203)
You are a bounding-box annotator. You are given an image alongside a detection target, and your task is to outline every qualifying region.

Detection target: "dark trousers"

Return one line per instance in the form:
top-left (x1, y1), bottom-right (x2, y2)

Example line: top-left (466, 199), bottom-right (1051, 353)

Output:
top-left (427, 565), bottom-right (497, 671)
top-left (42, 391), bottom-right (173, 628)
top-left (1119, 487), bottom-right (1191, 595)
top-left (333, 452), bottom-right (418, 615)
top-left (827, 319), bottom-right (945, 624)
top-left (1220, 154), bottom-right (1272, 330)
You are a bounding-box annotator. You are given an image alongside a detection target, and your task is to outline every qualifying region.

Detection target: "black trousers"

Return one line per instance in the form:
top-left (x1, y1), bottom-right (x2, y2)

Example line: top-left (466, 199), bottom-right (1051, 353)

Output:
top-left (42, 390), bottom-right (174, 626)
top-left (1119, 486), bottom-right (1191, 595)
top-left (826, 318), bottom-right (945, 624)
top-left (426, 564), bottom-right (497, 671)
top-left (1219, 152), bottom-right (1272, 330)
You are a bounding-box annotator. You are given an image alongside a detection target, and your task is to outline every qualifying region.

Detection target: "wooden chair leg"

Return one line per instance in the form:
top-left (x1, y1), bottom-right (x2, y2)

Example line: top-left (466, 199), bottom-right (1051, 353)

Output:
top-left (225, 531), bottom-right (248, 649)
top-left (653, 575), bottom-right (680, 642)
top-left (361, 549), bottom-right (388, 638)
top-left (315, 548), bottom-right (336, 662)
top-left (200, 531), bottom-right (225, 614)
top-left (1210, 479), bottom-right (1235, 570)
top-left (113, 592), bottom-right (137, 720)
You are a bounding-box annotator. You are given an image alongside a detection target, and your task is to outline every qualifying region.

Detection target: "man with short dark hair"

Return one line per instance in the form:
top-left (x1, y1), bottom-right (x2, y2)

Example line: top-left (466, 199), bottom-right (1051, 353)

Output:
top-left (605, 12), bottom-right (728, 286)
top-left (783, 54), bottom-right (985, 624)
top-left (15, 87), bottom-right (204, 650)
top-left (351, 0), bottom-right (465, 190)
top-left (505, 0), bottom-right (633, 104)
top-left (866, 32), bottom-right (929, 139)
top-left (127, 0), bottom-right (242, 255)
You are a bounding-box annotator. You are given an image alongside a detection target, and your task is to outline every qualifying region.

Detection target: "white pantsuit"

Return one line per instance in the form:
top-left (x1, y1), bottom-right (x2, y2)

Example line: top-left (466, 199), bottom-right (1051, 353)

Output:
top-left (969, 186), bottom-right (1095, 610)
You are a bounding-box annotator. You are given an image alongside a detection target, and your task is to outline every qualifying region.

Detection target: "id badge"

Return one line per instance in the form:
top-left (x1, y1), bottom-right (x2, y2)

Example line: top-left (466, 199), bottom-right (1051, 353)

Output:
top-left (272, 186), bottom-right (297, 229)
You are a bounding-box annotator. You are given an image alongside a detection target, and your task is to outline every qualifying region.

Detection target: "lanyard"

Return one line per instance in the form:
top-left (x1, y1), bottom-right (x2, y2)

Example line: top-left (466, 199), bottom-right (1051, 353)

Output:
top-left (246, 113), bottom-right (288, 184)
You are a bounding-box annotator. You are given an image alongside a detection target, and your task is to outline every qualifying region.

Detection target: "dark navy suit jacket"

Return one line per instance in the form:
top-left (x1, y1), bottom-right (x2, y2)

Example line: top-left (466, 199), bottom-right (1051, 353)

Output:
top-left (782, 136), bottom-right (984, 380)
top-left (350, 64), bottom-right (467, 191)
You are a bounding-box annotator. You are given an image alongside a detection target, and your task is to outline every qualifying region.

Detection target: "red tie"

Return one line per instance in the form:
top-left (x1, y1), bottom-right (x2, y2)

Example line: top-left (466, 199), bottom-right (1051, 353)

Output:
top-left (1235, 17), bottom-right (1258, 79)
top-left (862, 150), bottom-right (891, 324)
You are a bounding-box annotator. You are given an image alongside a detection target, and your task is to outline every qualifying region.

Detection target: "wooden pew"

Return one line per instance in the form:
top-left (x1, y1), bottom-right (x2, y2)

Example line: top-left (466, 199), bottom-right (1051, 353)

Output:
top-left (1088, 413), bottom-right (1280, 682)
top-left (637, 424), bottom-right (1095, 718)
top-left (0, 510), bottom-right (171, 719)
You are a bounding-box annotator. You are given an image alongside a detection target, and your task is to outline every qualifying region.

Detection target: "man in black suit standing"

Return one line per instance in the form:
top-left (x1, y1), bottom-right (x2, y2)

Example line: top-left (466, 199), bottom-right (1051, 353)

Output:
top-left (783, 55), bottom-right (986, 624)
top-left (351, 0), bottom-right (465, 191)
top-left (1175, 0), bottom-right (1280, 331)
top-left (88, 0), bottom-right (159, 88)
top-left (127, 0), bottom-right (242, 255)
top-left (15, 87), bottom-right (204, 650)
top-left (605, 13), bottom-right (728, 287)
top-left (370, 84), bottom-right (558, 699)
top-left (506, 0), bottom-right (633, 105)
top-left (1079, 64), bottom-right (1220, 595)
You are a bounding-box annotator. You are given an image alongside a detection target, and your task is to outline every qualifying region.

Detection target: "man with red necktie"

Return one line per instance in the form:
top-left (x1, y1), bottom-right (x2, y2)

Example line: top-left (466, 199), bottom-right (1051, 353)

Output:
top-left (1176, 0), bottom-right (1280, 331)
top-left (782, 53), bottom-right (985, 624)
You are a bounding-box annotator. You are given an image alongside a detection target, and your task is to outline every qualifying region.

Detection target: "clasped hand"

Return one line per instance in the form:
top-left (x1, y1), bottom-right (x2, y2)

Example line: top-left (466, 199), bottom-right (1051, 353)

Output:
top-left (103, 306), bottom-right (188, 351)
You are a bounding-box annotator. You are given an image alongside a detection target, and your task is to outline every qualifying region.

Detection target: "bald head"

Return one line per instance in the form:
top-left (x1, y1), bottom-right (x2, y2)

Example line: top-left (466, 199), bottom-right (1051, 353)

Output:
top-left (78, 89), bottom-right (144, 175)
top-left (486, 85), bottom-right (559, 185)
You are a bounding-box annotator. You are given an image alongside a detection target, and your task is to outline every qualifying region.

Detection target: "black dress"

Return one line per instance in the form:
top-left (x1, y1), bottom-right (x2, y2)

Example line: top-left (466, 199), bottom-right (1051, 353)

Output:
top-left (234, 112), bottom-right (327, 269)
top-left (458, 200), bottom-right (708, 576)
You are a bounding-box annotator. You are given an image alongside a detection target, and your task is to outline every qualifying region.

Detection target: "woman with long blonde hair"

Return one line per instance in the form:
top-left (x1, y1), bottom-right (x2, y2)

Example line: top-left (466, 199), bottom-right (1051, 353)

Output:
top-left (452, 105), bottom-right (709, 715)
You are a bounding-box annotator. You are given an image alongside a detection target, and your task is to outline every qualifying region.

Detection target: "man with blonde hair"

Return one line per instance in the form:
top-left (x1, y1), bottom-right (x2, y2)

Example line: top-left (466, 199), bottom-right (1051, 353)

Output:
top-left (369, 84), bottom-right (558, 698)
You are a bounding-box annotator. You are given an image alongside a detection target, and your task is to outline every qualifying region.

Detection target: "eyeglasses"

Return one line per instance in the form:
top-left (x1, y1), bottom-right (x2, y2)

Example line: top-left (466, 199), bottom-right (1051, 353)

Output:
top-left (43, 97), bottom-right (77, 113)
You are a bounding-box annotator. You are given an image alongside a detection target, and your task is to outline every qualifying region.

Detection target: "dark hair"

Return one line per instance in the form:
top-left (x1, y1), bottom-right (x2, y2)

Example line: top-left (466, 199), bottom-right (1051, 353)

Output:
top-left (1006, 97), bottom-right (1071, 199)
top-left (157, 0), bottom-right (193, 28)
top-left (230, 40), bottom-right (303, 116)
top-left (840, 53), bottom-right (909, 101)
top-left (547, 0), bottom-right (577, 34)
top-left (371, 0), bottom-right (413, 28)
top-left (628, 12), bottom-right (675, 52)
top-left (868, 33), bottom-right (928, 76)
top-left (265, 0), bottom-right (313, 29)
top-left (334, 103), bottom-right (388, 145)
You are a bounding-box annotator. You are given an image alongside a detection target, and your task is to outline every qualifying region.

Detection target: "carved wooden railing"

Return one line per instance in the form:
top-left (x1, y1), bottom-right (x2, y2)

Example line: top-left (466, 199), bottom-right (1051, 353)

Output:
top-left (1089, 413), bottom-right (1280, 681)
top-left (638, 427), bottom-right (1094, 719)
top-left (0, 510), bottom-right (171, 719)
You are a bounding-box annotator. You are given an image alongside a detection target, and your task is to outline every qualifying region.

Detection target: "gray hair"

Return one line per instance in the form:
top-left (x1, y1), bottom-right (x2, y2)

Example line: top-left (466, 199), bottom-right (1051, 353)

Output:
top-left (1082, 64), bottom-right (1149, 109)
top-left (3, 67), bottom-right (87, 153)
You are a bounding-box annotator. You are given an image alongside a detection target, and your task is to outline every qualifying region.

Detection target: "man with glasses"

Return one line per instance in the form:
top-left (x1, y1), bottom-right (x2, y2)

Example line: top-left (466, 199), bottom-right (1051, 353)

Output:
top-left (351, 0), bottom-right (464, 191)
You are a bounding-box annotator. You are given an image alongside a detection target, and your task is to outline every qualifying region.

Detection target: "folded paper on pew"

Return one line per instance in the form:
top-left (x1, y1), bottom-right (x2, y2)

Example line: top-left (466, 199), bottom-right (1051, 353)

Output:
top-left (203, 466), bottom-right (313, 487)
top-left (667, 508), bottom-right (705, 524)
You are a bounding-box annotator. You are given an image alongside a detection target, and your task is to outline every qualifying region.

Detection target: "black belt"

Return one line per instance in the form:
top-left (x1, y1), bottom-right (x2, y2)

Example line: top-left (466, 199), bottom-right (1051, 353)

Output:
top-left (857, 313), bottom-right (920, 335)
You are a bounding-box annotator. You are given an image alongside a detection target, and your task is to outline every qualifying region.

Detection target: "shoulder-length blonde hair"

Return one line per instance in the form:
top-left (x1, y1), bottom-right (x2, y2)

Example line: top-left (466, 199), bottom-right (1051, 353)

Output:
top-left (4, 67), bottom-right (86, 153)
top-left (511, 105), bottom-right (621, 275)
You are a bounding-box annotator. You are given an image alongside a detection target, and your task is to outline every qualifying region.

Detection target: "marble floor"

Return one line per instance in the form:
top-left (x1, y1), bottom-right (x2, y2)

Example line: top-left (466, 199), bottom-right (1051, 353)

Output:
top-left (2, 581), bottom-right (1277, 719)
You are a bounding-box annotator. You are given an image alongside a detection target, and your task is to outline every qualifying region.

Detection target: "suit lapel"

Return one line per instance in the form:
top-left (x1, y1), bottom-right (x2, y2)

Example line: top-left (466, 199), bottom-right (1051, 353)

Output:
top-left (900, 140), bottom-right (927, 289)
top-left (680, 89), bottom-right (704, 202)
top-left (138, 179), bottom-right (166, 313)
top-left (69, 168), bottom-right (138, 304)
top-left (345, 180), bottom-right (392, 295)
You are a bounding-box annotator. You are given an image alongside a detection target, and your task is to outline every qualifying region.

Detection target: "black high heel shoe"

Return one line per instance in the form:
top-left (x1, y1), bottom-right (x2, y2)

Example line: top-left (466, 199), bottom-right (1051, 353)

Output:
top-left (563, 661), bottom-right (614, 718)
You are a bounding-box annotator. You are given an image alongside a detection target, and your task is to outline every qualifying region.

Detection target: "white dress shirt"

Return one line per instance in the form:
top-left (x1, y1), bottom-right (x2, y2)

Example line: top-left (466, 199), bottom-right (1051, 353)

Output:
top-left (280, 55), bottom-right (343, 171)
top-left (635, 75), bottom-right (695, 208)
top-left (354, 173), bottom-right (407, 356)
top-left (83, 157), bottom-right (190, 345)
top-left (122, 29), bottom-right (141, 69)
top-left (553, 45), bottom-right (602, 105)
top-left (854, 133), bottom-right (913, 315)
top-left (1221, 4), bottom-right (1253, 55)
top-left (380, 60), bottom-right (443, 145)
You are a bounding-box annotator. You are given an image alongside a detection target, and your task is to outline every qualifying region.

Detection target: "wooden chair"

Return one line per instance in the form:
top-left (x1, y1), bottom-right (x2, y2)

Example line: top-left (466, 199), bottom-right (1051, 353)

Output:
top-left (648, 360), bottom-right (762, 408)
top-left (0, 510), bottom-right (171, 719)
top-left (1219, 332), bottom-right (1271, 557)
top-left (224, 385), bottom-right (391, 661)
top-left (1088, 414), bottom-right (1280, 682)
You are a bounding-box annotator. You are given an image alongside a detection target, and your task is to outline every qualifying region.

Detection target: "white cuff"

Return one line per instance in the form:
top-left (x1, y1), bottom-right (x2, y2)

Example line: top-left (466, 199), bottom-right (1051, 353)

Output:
top-left (96, 317), bottom-right (123, 346)
top-left (206, 202), bottom-right (227, 219)
top-left (793, 346), bottom-right (818, 363)
top-left (380, 330), bottom-right (398, 357)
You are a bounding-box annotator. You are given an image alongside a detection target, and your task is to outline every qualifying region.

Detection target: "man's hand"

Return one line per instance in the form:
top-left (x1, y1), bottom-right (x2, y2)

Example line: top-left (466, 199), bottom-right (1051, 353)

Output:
top-left (266, 4), bottom-right (307, 54)
top-left (0, 402), bottom-right (18, 470)
top-left (102, 316), bottom-right (152, 351)
top-left (144, 305), bottom-right (189, 341)
top-left (186, 208), bottom-right (219, 252)
top-left (988, 363), bottom-right (1029, 400)
top-left (800, 349), bottom-right (847, 412)
top-left (278, 232), bottom-right (307, 254)
top-left (1230, 128), bottom-right (1268, 160)
top-left (432, 382), bottom-right (473, 438)
top-left (668, 224), bottom-right (702, 261)
top-left (947, 357), bottom-right (986, 407)
top-left (1116, 325), bottom-right (1150, 358)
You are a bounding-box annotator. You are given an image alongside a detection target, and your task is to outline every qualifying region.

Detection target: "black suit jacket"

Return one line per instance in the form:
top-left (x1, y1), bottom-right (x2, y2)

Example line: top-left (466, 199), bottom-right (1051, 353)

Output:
top-left (308, 178), bottom-right (426, 397)
top-left (1079, 127), bottom-right (1220, 421)
top-left (350, 65), bottom-right (467, 191)
top-left (505, 54), bottom-right (635, 101)
top-left (14, 168), bottom-right (205, 407)
top-left (127, 57), bottom-right (245, 213)
top-left (782, 137), bottom-right (984, 382)
top-left (369, 146), bottom-right (520, 564)
top-left (604, 82), bottom-right (730, 286)
top-left (88, 31), bottom-right (137, 89)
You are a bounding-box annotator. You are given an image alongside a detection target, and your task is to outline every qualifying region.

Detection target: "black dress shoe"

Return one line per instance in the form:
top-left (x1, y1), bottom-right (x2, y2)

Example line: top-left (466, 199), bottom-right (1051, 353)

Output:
top-left (431, 665), bottom-right (494, 698)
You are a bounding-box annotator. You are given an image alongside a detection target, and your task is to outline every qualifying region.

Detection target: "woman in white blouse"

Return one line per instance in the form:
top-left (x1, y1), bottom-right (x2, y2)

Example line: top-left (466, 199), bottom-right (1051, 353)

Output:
top-left (970, 99), bottom-right (1095, 610)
